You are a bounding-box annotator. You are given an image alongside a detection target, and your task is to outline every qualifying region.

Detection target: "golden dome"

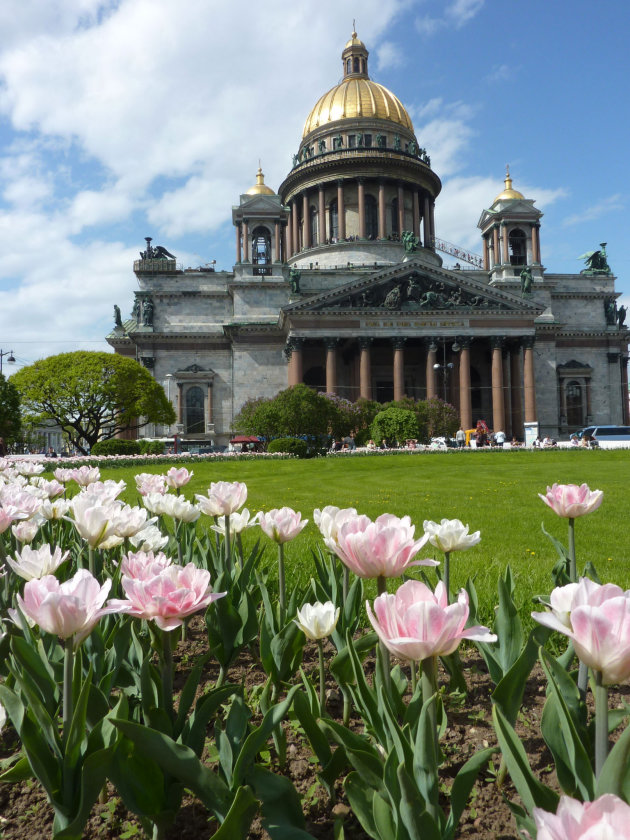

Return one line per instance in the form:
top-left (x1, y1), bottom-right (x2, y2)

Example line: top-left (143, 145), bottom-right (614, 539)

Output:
top-left (345, 30), bottom-right (366, 50)
top-left (493, 166), bottom-right (524, 203)
top-left (246, 167), bottom-right (275, 195)
top-left (303, 77), bottom-right (414, 137)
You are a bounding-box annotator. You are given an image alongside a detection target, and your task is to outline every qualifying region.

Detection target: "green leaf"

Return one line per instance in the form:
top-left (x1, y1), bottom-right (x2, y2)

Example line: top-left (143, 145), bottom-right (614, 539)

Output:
top-left (248, 764), bottom-right (306, 832)
top-left (321, 719), bottom-right (384, 791)
top-left (174, 652), bottom-right (210, 737)
top-left (52, 748), bottom-right (111, 840)
top-left (372, 791), bottom-right (397, 839)
top-left (596, 722), bottom-right (630, 801)
top-left (344, 772), bottom-right (379, 839)
top-left (112, 719), bottom-right (231, 821)
top-left (293, 689), bottom-right (332, 767)
top-left (211, 786), bottom-right (259, 840)
top-left (492, 627), bottom-right (551, 726)
top-left (329, 631), bottom-right (378, 686)
top-left (20, 714), bottom-right (62, 804)
top-left (0, 755), bottom-right (32, 783)
top-left (412, 693), bottom-right (440, 818)
top-left (63, 664), bottom-right (93, 779)
top-left (184, 684), bottom-right (239, 758)
top-left (9, 635), bottom-right (58, 710)
top-left (492, 704), bottom-right (559, 815)
top-left (397, 763), bottom-right (442, 840)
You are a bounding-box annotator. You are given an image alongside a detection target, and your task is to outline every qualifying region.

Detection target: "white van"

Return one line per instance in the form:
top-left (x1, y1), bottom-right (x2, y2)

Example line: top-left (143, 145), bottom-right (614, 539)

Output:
top-left (577, 425), bottom-right (630, 447)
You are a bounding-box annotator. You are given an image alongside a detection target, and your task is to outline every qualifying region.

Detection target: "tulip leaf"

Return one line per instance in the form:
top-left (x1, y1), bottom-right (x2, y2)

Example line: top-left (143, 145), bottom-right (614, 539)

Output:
top-left (210, 785), bottom-right (259, 840)
top-left (0, 683), bottom-right (25, 739)
top-left (9, 635), bottom-right (58, 710)
top-left (109, 739), bottom-right (170, 818)
top-left (20, 714), bottom-right (62, 803)
top-left (232, 686), bottom-right (299, 788)
top-left (173, 651), bottom-right (210, 737)
top-left (397, 762), bottom-right (442, 840)
top-left (492, 704), bottom-right (559, 815)
top-left (293, 688), bottom-right (332, 766)
top-left (184, 684), bottom-right (239, 758)
top-left (63, 663), bottom-right (94, 779)
top-left (596, 722), bottom-right (630, 801)
top-left (52, 747), bottom-right (111, 840)
top-left (373, 789), bottom-right (397, 839)
top-left (111, 719), bottom-right (231, 820)
top-left (412, 693), bottom-right (440, 816)
top-left (0, 755), bottom-right (32, 782)
top-left (247, 764), bottom-right (306, 832)
top-left (322, 719), bottom-right (385, 791)
top-left (329, 631), bottom-right (378, 686)
top-left (444, 746), bottom-right (497, 840)
top-left (492, 627), bottom-right (550, 726)
top-left (344, 772), bottom-right (379, 839)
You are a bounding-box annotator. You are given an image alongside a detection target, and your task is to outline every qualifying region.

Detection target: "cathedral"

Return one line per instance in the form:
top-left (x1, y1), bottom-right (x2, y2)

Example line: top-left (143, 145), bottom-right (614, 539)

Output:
top-left (107, 31), bottom-right (628, 447)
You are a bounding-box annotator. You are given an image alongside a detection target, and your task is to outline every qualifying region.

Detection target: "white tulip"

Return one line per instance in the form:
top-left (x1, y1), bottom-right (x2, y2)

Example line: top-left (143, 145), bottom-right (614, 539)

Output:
top-left (294, 601), bottom-right (340, 640)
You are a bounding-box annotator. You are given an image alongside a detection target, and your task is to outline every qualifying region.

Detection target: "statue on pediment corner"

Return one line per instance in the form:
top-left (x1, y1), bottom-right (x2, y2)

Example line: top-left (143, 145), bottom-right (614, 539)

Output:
top-left (579, 242), bottom-right (612, 275)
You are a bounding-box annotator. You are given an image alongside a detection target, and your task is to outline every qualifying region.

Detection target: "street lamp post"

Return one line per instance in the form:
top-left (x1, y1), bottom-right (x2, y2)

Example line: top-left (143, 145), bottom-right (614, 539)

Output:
top-left (0, 349), bottom-right (16, 376)
top-left (165, 374), bottom-right (174, 436)
top-left (432, 341), bottom-right (461, 437)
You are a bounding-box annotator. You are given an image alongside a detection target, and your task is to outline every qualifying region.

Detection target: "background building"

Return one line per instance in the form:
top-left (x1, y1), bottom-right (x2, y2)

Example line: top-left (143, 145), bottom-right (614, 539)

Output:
top-left (107, 32), bottom-right (628, 446)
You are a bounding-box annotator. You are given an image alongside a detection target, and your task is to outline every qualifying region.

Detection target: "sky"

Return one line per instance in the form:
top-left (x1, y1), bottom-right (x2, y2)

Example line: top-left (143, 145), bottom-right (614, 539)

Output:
top-left (0, 0), bottom-right (629, 374)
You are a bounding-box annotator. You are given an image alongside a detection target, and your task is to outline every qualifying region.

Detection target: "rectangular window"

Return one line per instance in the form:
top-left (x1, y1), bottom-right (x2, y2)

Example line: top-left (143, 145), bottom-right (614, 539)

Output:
top-left (364, 134), bottom-right (372, 147)
top-left (348, 135), bottom-right (356, 148)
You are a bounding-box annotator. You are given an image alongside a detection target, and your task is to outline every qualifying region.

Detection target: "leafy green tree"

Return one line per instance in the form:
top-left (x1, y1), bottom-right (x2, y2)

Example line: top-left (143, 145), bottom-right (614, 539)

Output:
top-left (234, 384), bottom-right (334, 443)
top-left (424, 396), bottom-right (460, 439)
top-left (0, 373), bottom-right (21, 447)
top-left (11, 351), bottom-right (175, 454)
top-left (370, 407), bottom-right (419, 447)
top-left (323, 393), bottom-right (361, 439)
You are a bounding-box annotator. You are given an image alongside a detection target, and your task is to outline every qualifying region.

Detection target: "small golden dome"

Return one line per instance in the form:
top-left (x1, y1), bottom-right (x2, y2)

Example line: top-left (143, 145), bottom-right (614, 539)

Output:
top-left (493, 166), bottom-right (524, 203)
top-left (345, 30), bottom-right (366, 50)
top-left (303, 78), bottom-right (414, 137)
top-left (246, 167), bottom-right (275, 196)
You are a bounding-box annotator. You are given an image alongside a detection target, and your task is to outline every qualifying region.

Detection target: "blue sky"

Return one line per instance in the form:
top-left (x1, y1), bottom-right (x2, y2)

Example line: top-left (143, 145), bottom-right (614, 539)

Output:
top-left (0, 0), bottom-right (628, 373)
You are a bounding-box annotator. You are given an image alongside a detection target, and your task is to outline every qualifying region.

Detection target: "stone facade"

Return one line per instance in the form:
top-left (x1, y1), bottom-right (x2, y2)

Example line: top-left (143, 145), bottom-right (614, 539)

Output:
top-left (107, 33), bottom-right (628, 446)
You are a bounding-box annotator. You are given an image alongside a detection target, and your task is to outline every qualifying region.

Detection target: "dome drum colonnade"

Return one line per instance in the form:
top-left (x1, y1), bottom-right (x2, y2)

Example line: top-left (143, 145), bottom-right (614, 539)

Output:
top-left (278, 32), bottom-right (440, 261)
top-left (285, 333), bottom-right (537, 437)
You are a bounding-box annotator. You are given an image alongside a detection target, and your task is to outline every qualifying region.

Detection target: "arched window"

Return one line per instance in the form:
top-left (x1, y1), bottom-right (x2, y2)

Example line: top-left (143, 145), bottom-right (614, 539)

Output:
top-left (353, 57), bottom-right (360, 73)
top-left (185, 387), bottom-right (205, 434)
top-left (566, 380), bottom-right (584, 427)
top-left (309, 206), bottom-right (318, 245)
top-left (509, 228), bottom-right (527, 266)
top-left (346, 58), bottom-right (351, 74)
top-left (365, 194), bottom-right (378, 239)
top-left (391, 197), bottom-right (399, 236)
top-left (252, 226), bottom-right (271, 274)
top-left (329, 199), bottom-right (338, 241)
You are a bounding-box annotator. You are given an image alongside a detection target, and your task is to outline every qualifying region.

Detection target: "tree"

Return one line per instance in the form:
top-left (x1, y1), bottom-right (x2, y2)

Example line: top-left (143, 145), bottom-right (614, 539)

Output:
top-left (0, 373), bottom-right (21, 447)
top-left (233, 384), bottom-right (334, 443)
top-left (424, 397), bottom-right (459, 439)
top-left (11, 352), bottom-right (175, 454)
top-left (370, 407), bottom-right (419, 447)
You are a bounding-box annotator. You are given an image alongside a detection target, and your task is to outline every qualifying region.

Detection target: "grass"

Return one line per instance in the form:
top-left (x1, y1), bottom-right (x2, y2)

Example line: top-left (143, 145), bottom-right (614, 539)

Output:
top-left (99, 449), bottom-right (630, 629)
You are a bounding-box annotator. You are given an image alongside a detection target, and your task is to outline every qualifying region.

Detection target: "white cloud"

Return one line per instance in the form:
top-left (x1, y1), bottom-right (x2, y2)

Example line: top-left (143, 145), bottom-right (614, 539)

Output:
top-left (376, 41), bottom-right (404, 71)
top-left (415, 0), bottom-right (484, 36)
top-left (410, 100), bottom-right (476, 177)
top-left (562, 194), bottom-right (624, 227)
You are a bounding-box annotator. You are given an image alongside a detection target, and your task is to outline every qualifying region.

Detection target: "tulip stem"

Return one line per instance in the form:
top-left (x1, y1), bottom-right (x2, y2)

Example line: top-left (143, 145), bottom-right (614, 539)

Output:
top-left (443, 551), bottom-right (451, 603)
top-left (568, 517), bottom-right (576, 582)
top-left (342, 563), bottom-right (349, 604)
top-left (594, 670), bottom-right (608, 778)
top-left (63, 640), bottom-right (74, 748)
top-left (410, 661), bottom-right (417, 696)
top-left (376, 576), bottom-right (391, 691)
top-left (161, 631), bottom-right (174, 723)
top-left (88, 545), bottom-right (95, 576)
top-left (278, 543), bottom-right (286, 615)
top-left (224, 515), bottom-right (231, 573)
top-left (317, 639), bottom-right (326, 715)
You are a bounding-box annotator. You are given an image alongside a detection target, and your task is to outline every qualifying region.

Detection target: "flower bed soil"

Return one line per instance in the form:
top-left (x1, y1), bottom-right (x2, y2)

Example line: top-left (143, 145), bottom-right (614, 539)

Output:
top-left (1, 616), bottom-right (627, 840)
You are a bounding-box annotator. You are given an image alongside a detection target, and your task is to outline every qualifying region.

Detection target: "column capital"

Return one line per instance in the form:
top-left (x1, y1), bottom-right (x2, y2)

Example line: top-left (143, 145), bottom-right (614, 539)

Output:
top-left (324, 337), bottom-right (340, 350)
top-left (391, 336), bottom-right (407, 350)
top-left (490, 336), bottom-right (505, 350)
top-left (522, 335), bottom-right (536, 350)
top-left (358, 336), bottom-right (373, 350)
top-left (283, 336), bottom-right (304, 360)
top-left (425, 337), bottom-right (438, 352)
top-left (456, 335), bottom-right (472, 349)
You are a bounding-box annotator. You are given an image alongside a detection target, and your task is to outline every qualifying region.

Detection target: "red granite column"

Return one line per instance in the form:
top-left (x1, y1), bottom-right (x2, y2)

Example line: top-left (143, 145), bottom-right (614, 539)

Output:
top-left (359, 338), bottom-right (372, 399)
top-left (413, 190), bottom-right (420, 240)
top-left (318, 186), bottom-right (326, 245)
top-left (523, 338), bottom-right (537, 422)
top-left (358, 179), bottom-right (366, 239)
top-left (235, 223), bottom-right (242, 264)
top-left (397, 184), bottom-right (404, 235)
top-left (292, 199), bottom-right (299, 254)
top-left (502, 348), bottom-right (511, 438)
top-left (510, 344), bottom-right (523, 438)
top-left (207, 383), bottom-right (213, 425)
top-left (483, 236), bottom-right (489, 271)
top-left (393, 338), bottom-right (405, 402)
top-left (502, 224), bottom-right (509, 266)
top-left (287, 339), bottom-right (304, 386)
top-left (325, 339), bottom-right (338, 394)
top-left (429, 201), bottom-right (436, 246)
top-left (459, 339), bottom-right (472, 429)
top-left (337, 181), bottom-right (346, 240)
top-left (286, 206), bottom-right (293, 257)
top-left (532, 224), bottom-right (541, 263)
top-left (621, 357), bottom-right (629, 424)
top-left (242, 219), bottom-right (249, 262)
top-left (492, 226), bottom-right (500, 266)
top-left (378, 181), bottom-right (386, 239)
top-left (274, 221), bottom-right (281, 262)
top-left (491, 338), bottom-right (505, 432)
top-left (423, 195), bottom-right (431, 247)
top-left (426, 340), bottom-right (437, 399)
top-left (302, 192), bottom-right (310, 250)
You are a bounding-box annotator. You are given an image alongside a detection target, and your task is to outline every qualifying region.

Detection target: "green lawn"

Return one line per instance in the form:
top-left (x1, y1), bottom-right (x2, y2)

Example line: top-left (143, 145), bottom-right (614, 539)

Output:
top-left (101, 449), bottom-right (630, 628)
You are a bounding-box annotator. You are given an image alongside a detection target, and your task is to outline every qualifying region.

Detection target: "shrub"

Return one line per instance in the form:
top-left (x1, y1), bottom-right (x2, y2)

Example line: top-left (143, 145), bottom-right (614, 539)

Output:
top-left (139, 440), bottom-right (166, 455)
top-left (370, 407), bottom-right (419, 447)
top-left (267, 437), bottom-right (308, 458)
top-left (91, 439), bottom-right (141, 456)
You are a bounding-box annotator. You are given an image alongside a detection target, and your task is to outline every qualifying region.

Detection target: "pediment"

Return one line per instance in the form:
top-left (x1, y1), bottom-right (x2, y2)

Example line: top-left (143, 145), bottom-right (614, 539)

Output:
top-left (238, 194), bottom-right (285, 212)
top-left (283, 258), bottom-right (542, 316)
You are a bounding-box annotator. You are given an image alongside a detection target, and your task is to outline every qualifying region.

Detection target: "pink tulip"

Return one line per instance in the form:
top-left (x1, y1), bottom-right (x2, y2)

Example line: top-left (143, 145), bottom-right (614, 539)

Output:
top-left (367, 579), bottom-right (496, 661)
top-left (12, 519), bottom-right (40, 544)
top-left (17, 569), bottom-right (118, 647)
top-left (539, 483), bottom-right (603, 518)
top-left (120, 550), bottom-right (173, 580)
top-left (70, 493), bottom-right (122, 548)
top-left (195, 481), bottom-right (248, 517)
top-left (135, 472), bottom-right (168, 496)
top-left (533, 794), bottom-right (630, 840)
top-left (532, 578), bottom-right (630, 684)
top-left (332, 512), bottom-right (436, 579)
top-left (70, 466), bottom-right (101, 487)
top-left (111, 563), bottom-right (225, 631)
top-left (165, 467), bottom-right (193, 489)
top-left (314, 505), bottom-right (358, 547)
top-left (259, 507), bottom-right (308, 544)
